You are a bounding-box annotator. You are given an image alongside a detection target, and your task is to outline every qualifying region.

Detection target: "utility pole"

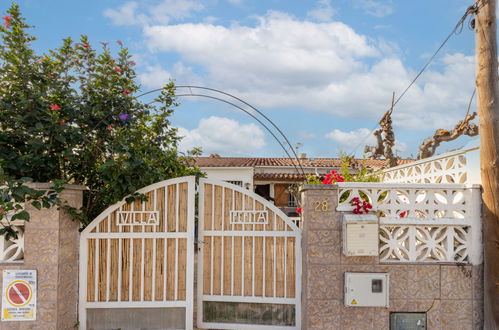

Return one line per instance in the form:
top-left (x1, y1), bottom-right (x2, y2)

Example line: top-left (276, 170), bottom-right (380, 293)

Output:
top-left (475, 0), bottom-right (499, 328)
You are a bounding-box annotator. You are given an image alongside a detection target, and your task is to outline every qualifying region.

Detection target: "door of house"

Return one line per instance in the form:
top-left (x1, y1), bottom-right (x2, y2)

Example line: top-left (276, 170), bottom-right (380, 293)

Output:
top-left (79, 176), bottom-right (301, 330)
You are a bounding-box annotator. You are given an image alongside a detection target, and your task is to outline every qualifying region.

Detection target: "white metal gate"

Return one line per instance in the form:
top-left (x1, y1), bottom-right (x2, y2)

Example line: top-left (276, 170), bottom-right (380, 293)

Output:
top-left (79, 177), bottom-right (195, 330)
top-left (197, 179), bottom-right (302, 329)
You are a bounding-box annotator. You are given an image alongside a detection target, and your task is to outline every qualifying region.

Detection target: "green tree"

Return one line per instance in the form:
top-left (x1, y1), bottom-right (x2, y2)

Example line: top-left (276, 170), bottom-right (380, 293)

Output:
top-left (0, 4), bottom-right (199, 238)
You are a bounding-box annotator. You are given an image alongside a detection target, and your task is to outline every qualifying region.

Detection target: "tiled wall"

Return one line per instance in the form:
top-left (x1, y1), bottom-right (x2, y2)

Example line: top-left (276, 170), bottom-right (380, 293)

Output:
top-left (301, 185), bottom-right (483, 330)
top-left (0, 186), bottom-right (82, 330)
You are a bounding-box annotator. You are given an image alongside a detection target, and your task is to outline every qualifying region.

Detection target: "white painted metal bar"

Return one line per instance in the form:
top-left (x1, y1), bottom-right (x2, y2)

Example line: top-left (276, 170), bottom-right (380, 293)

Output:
top-left (152, 238), bottom-right (157, 301)
top-left (164, 183), bottom-right (168, 233)
top-left (200, 231), bottom-right (298, 237)
top-left (174, 238), bottom-right (178, 300)
top-left (106, 238), bottom-right (111, 301)
top-left (140, 238), bottom-right (145, 301)
top-left (211, 184), bottom-right (215, 231)
top-left (231, 235), bottom-right (235, 296)
top-left (85, 232), bottom-right (190, 239)
top-left (262, 235), bottom-right (266, 297)
top-left (94, 239), bottom-right (98, 302)
top-left (284, 236), bottom-right (287, 298)
top-left (273, 235), bottom-right (276, 298)
top-left (175, 183), bottom-right (179, 233)
top-left (163, 237), bottom-right (167, 301)
top-left (202, 295), bottom-right (296, 304)
top-left (252, 235), bottom-right (255, 296)
top-left (221, 188), bottom-right (225, 295)
top-left (85, 301), bottom-right (187, 308)
top-left (242, 234), bottom-right (245, 295)
top-left (210, 234), bottom-right (214, 296)
top-left (153, 189), bottom-right (157, 233)
top-left (129, 238), bottom-right (134, 301)
top-left (117, 238), bottom-right (122, 302)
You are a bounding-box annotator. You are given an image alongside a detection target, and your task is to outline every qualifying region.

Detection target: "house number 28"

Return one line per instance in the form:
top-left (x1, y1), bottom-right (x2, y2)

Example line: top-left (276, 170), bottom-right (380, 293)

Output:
top-left (313, 200), bottom-right (329, 212)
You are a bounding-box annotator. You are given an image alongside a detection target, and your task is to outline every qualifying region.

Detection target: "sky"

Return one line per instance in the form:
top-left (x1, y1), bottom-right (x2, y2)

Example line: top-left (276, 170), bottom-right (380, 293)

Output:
top-left (4, 0), bottom-right (482, 159)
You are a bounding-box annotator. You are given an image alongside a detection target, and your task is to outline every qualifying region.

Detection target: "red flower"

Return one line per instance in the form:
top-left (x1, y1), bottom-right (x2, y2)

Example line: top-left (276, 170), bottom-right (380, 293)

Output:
top-left (83, 43), bottom-right (91, 48)
top-left (0, 209), bottom-right (3, 213)
top-left (123, 89), bottom-right (131, 95)
top-left (114, 67), bottom-right (121, 72)
top-left (322, 170), bottom-right (344, 184)
top-left (296, 207), bottom-right (302, 214)
top-left (128, 60), bottom-right (136, 66)
top-left (106, 125), bottom-right (113, 130)
top-left (2, 15), bottom-right (12, 27)
top-left (59, 120), bottom-right (66, 126)
top-left (50, 104), bottom-right (61, 111)
top-left (47, 74), bottom-right (55, 79)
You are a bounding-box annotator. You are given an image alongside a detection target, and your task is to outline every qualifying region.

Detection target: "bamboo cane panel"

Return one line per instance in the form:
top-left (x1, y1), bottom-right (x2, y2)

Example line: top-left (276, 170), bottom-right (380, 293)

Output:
top-left (178, 183), bottom-right (188, 233)
top-left (166, 238), bottom-right (176, 300)
top-left (203, 236), bottom-right (212, 295)
top-left (223, 188), bottom-right (232, 231)
top-left (143, 238), bottom-right (153, 300)
top-left (223, 236), bottom-right (232, 294)
top-left (204, 184), bottom-right (213, 230)
top-left (122, 203), bottom-right (131, 233)
top-left (132, 239), bottom-right (142, 300)
top-left (266, 210), bottom-right (275, 232)
top-left (133, 199), bottom-right (142, 233)
top-left (214, 186), bottom-right (223, 231)
top-left (254, 236), bottom-right (264, 296)
top-left (244, 195), bottom-right (252, 231)
top-left (109, 239), bottom-right (119, 301)
top-left (167, 185), bottom-right (177, 232)
top-left (244, 236), bottom-right (253, 296)
top-left (265, 237), bottom-right (274, 297)
top-left (233, 236), bottom-right (242, 295)
top-left (154, 238), bottom-right (165, 301)
top-left (177, 238), bottom-right (187, 300)
top-left (98, 239), bottom-right (108, 301)
top-left (286, 237), bottom-right (296, 298)
top-left (276, 237), bottom-right (285, 298)
top-left (213, 236), bottom-right (222, 295)
top-left (99, 217), bottom-right (108, 233)
top-left (110, 211), bottom-right (118, 233)
top-left (120, 239), bottom-right (130, 301)
top-left (233, 191), bottom-right (242, 231)
top-left (87, 239), bottom-right (96, 302)
top-left (157, 187), bottom-right (166, 233)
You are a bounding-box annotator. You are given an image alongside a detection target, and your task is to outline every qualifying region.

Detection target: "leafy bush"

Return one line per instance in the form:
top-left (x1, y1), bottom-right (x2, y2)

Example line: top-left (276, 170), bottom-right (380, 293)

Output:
top-left (0, 4), bottom-right (199, 237)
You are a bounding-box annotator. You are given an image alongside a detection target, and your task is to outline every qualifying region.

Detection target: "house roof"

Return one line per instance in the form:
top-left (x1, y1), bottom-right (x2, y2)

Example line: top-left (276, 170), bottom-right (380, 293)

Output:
top-left (195, 155), bottom-right (414, 169)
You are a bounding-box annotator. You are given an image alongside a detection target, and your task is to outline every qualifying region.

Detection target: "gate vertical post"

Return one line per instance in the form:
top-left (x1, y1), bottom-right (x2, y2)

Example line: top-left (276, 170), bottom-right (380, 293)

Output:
top-left (301, 184), bottom-right (341, 329)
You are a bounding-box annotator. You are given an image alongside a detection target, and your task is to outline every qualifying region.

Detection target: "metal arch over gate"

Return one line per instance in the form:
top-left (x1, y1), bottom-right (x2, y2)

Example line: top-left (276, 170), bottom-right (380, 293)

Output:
top-left (197, 179), bottom-right (301, 329)
top-left (79, 177), bottom-right (195, 330)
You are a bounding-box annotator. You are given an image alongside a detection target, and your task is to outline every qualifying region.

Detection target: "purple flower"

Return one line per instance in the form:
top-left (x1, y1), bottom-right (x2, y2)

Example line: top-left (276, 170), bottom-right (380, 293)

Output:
top-left (119, 114), bottom-right (128, 120)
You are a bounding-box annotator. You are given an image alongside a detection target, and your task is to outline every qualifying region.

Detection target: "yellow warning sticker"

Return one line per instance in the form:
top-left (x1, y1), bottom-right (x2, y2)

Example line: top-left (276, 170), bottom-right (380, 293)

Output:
top-left (351, 299), bottom-right (357, 305)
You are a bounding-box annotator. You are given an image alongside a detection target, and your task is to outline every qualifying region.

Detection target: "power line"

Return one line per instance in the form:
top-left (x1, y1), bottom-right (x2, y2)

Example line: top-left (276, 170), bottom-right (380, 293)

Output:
top-left (348, 1), bottom-right (482, 157)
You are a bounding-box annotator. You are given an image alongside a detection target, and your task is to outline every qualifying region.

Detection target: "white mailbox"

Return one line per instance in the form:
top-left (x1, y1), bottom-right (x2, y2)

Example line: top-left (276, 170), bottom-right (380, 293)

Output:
top-left (343, 214), bottom-right (378, 256)
top-left (344, 272), bottom-right (389, 307)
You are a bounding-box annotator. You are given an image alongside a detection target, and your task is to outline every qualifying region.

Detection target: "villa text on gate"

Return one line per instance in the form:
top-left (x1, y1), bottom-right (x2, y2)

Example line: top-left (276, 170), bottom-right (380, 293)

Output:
top-left (230, 210), bottom-right (268, 224)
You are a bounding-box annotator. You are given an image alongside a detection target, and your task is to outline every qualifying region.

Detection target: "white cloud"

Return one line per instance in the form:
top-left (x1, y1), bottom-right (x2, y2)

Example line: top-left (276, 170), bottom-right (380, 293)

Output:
top-left (139, 11), bottom-right (474, 131)
top-left (325, 128), bottom-right (407, 155)
top-left (177, 116), bottom-right (266, 155)
top-left (298, 130), bottom-right (317, 139)
top-left (104, 0), bottom-right (204, 26)
top-left (325, 128), bottom-right (376, 149)
top-left (139, 65), bottom-right (173, 89)
top-left (353, 0), bottom-right (394, 18)
top-left (307, 0), bottom-right (336, 22)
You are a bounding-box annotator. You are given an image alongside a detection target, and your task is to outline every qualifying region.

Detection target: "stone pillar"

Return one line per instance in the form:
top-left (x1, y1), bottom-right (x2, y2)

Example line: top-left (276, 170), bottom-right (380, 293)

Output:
top-left (301, 184), bottom-right (341, 329)
top-left (0, 184), bottom-right (83, 330)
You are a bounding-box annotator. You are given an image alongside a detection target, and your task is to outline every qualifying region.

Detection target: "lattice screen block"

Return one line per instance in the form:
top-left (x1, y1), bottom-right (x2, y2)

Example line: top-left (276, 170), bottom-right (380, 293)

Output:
top-left (342, 214), bottom-right (379, 256)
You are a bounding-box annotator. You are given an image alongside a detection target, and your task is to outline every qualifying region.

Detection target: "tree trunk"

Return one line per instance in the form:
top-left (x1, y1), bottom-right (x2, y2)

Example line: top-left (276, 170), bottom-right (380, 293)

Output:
top-left (475, 1), bottom-right (499, 328)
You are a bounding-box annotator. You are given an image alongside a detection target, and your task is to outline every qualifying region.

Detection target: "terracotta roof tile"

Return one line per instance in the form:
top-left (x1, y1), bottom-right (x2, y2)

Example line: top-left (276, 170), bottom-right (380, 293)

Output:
top-left (195, 157), bottom-right (414, 169)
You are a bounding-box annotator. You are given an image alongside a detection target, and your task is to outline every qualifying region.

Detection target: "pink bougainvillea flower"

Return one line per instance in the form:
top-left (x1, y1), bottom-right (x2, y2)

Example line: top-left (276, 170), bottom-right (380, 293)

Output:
top-left (0, 209), bottom-right (3, 214)
top-left (106, 125), bottom-right (113, 130)
top-left (50, 104), bottom-right (61, 111)
top-left (128, 60), bottom-right (136, 66)
top-left (2, 15), bottom-right (12, 27)
top-left (47, 74), bottom-right (55, 79)
top-left (123, 89), bottom-right (131, 95)
top-left (59, 120), bottom-right (66, 126)
top-left (114, 67), bottom-right (121, 73)
top-left (83, 43), bottom-right (91, 48)
top-left (296, 207), bottom-right (302, 214)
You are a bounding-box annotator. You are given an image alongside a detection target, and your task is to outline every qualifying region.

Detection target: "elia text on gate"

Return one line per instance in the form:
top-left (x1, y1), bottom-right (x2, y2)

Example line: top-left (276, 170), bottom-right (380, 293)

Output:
top-left (230, 210), bottom-right (268, 224)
